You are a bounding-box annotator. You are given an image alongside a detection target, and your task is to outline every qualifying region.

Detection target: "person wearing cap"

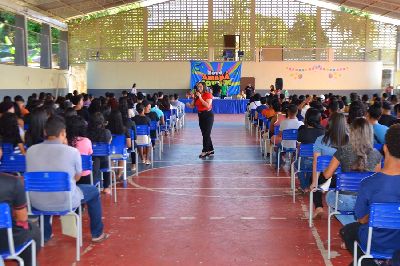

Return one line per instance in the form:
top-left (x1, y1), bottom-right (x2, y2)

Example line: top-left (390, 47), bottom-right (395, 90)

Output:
top-left (379, 101), bottom-right (396, 127)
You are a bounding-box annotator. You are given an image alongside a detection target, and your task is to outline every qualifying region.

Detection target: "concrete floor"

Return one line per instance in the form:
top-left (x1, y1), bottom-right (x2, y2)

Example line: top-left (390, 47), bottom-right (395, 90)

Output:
top-left (33, 114), bottom-right (352, 266)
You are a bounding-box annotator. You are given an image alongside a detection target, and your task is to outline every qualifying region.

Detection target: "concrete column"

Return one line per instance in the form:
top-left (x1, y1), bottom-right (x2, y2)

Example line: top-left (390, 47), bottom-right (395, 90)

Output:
top-left (14, 14), bottom-right (27, 66)
top-left (142, 7), bottom-right (148, 62)
top-left (40, 23), bottom-right (52, 68)
top-left (208, 0), bottom-right (213, 61)
top-left (250, 0), bottom-right (256, 62)
top-left (59, 30), bottom-right (69, 69)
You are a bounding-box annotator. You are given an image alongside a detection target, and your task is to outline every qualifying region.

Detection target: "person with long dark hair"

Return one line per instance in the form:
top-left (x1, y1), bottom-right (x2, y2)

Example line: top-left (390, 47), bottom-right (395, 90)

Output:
top-left (25, 107), bottom-right (48, 147)
top-left (66, 115), bottom-right (93, 185)
top-left (88, 112), bottom-right (113, 194)
top-left (0, 112), bottom-right (25, 154)
top-left (186, 82), bottom-right (214, 158)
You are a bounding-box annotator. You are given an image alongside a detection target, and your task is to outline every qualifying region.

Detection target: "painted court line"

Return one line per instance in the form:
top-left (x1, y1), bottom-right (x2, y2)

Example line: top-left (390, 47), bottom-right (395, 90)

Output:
top-left (209, 217), bottom-right (225, 220)
top-left (150, 217), bottom-right (166, 220)
top-left (240, 217), bottom-right (257, 220)
top-left (118, 187), bottom-right (290, 190)
top-left (119, 217), bottom-right (135, 220)
top-left (132, 176), bottom-right (290, 179)
top-left (180, 217), bottom-right (196, 220)
top-left (270, 217), bottom-right (287, 220)
top-left (301, 203), bottom-right (333, 266)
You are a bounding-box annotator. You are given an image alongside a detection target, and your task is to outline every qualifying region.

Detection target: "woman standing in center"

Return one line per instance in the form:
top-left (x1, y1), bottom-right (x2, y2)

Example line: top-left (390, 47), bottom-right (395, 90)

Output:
top-left (186, 82), bottom-right (214, 158)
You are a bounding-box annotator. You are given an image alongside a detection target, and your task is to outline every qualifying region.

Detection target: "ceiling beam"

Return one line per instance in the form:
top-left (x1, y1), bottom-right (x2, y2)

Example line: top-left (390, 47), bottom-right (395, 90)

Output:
top-left (0, 0), bottom-right (67, 30)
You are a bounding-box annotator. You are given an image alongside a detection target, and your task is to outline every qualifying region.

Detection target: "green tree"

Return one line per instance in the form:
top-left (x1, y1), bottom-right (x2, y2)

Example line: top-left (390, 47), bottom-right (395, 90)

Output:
top-left (256, 15), bottom-right (288, 47)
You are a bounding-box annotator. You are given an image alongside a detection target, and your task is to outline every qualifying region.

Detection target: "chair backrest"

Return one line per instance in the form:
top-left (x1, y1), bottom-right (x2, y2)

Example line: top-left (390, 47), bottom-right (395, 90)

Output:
top-left (150, 120), bottom-right (159, 131)
top-left (92, 142), bottom-right (111, 157)
top-left (163, 110), bottom-right (172, 121)
top-left (316, 155), bottom-right (341, 173)
top-left (24, 172), bottom-right (70, 192)
top-left (273, 125), bottom-right (280, 136)
top-left (298, 143), bottom-right (314, 158)
top-left (136, 125), bottom-right (150, 136)
top-left (110, 134), bottom-right (127, 155)
top-left (1, 143), bottom-right (14, 155)
top-left (282, 129), bottom-right (298, 141)
top-left (0, 155), bottom-right (26, 173)
top-left (0, 203), bottom-right (12, 229)
top-left (81, 155), bottom-right (93, 171)
top-left (336, 172), bottom-right (375, 192)
top-left (373, 143), bottom-right (383, 151)
top-left (369, 203), bottom-right (400, 229)
top-left (171, 109), bottom-right (177, 116)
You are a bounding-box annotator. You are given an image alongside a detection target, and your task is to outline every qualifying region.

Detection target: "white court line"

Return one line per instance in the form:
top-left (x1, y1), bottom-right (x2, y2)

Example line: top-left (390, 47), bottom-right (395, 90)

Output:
top-left (240, 217), bottom-right (257, 220)
top-left (209, 217), bottom-right (225, 220)
top-left (150, 217), bottom-right (166, 220)
top-left (132, 176), bottom-right (290, 179)
top-left (119, 217), bottom-right (135, 220)
top-left (117, 187), bottom-right (290, 190)
top-left (180, 217), bottom-right (196, 220)
top-left (300, 203), bottom-right (333, 266)
top-left (270, 217), bottom-right (287, 220)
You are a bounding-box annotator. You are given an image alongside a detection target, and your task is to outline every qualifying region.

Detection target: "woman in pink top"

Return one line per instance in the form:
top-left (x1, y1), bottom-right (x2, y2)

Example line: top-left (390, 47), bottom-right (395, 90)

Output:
top-left (66, 115), bottom-right (93, 184)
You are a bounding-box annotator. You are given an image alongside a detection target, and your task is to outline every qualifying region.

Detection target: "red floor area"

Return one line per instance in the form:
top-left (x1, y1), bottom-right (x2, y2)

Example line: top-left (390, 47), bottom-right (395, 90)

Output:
top-left (27, 114), bottom-right (353, 266)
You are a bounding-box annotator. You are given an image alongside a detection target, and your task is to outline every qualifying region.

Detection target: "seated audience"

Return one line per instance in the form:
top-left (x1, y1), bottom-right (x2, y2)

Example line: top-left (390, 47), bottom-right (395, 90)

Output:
top-left (297, 108), bottom-right (325, 191)
top-left (25, 107), bottom-right (47, 147)
top-left (314, 118), bottom-right (382, 219)
top-left (340, 125), bottom-right (400, 266)
top-left (379, 101), bottom-right (396, 127)
top-left (311, 113), bottom-right (349, 216)
top-left (87, 112), bottom-right (113, 194)
top-left (26, 116), bottom-right (108, 243)
top-left (366, 105), bottom-right (388, 144)
top-left (133, 103), bottom-right (152, 165)
top-left (0, 172), bottom-right (41, 266)
top-left (0, 112), bottom-right (26, 154)
top-left (249, 93), bottom-right (261, 110)
top-left (72, 95), bottom-right (90, 121)
top-left (66, 115), bottom-right (93, 185)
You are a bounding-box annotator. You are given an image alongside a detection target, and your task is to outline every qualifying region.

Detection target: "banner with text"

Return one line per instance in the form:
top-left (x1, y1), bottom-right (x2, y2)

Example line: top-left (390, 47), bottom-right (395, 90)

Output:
top-left (190, 61), bottom-right (242, 95)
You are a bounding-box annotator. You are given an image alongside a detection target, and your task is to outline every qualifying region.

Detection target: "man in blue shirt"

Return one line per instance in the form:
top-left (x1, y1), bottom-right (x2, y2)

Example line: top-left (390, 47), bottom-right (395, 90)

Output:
top-left (366, 104), bottom-right (388, 144)
top-left (340, 125), bottom-right (400, 266)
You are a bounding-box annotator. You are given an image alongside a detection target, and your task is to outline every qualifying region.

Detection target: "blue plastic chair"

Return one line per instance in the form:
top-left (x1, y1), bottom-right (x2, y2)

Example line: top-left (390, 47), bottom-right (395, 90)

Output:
top-left (1, 143), bottom-right (14, 156)
top-left (24, 172), bottom-right (82, 261)
top-left (309, 155), bottom-right (342, 227)
top-left (0, 155), bottom-right (26, 175)
top-left (291, 143), bottom-right (314, 203)
top-left (354, 203), bottom-right (400, 266)
top-left (0, 203), bottom-right (36, 266)
top-left (327, 172), bottom-right (375, 259)
top-left (150, 120), bottom-right (162, 160)
top-left (81, 155), bottom-right (100, 189)
top-left (276, 129), bottom-right (298, 175)
top-left (92, 143), bottom-right (117, 202)
top-left (135, 125), bottom-right (153, 175)
top-left (269, 124), bottom-right (280, 165)
top-left (110, 134), bottom-right (129, 182)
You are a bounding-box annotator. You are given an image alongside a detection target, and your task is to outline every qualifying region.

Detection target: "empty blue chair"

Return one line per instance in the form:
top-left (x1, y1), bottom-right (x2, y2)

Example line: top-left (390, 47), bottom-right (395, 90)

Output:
top-left (327, 172), bottom-right (375, 259)
top-left (354, 203), bottom-right (400, 266)
top-left (24, 172), bottom-right (82, 261)
top-left (0, 155), bottom-right (26, 175)
top-left (276, 129), bottom-right (298, 175)
top-left (0, 203), bottom-right (36, 266)
top-left (291, 143), bottom-right (314, 202)
top-left (92, 143), bottom-right (117, 202)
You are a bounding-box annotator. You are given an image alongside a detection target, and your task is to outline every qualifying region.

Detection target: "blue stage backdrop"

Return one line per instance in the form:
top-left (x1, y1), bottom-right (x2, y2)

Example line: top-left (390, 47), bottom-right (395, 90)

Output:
top-left (190, 61), bottom-right (242, 96)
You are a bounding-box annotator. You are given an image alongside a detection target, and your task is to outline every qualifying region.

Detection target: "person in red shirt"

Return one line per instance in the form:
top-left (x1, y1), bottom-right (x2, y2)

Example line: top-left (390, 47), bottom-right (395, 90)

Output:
top-left (186, 82), bottom-right (214, 158)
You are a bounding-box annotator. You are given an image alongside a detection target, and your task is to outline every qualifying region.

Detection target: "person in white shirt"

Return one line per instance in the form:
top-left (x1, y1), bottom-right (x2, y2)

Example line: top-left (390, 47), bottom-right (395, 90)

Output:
top-left (249, 93), bottom-right (262, 110)
top-left (279, 104), bottom-right (304, 149)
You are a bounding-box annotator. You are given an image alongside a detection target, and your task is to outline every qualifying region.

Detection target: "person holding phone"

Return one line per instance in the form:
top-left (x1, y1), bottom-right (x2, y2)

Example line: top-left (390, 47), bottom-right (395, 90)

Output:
top-left (186, 82), bottom-right (214, 158)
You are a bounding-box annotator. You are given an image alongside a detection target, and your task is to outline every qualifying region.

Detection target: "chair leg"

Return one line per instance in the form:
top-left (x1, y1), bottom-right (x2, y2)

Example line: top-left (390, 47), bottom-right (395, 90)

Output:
top-left (135, 149), bottom-right (139, 177)
top-left (14, 256), bottom-right (24, 266)
top-left (31, 239), bottom-right (36, 266)
top-left (159, 140), bottom-right (162, 160)
top-left (277, 150), bottom-right (281, 176)
top-left (353, 241), bottom-right (358, 266)
top-left (151, 146), bottom-right (154, 168)
top-left (40, 215), bottom-right (44, 247)
top-left (113, 171), bottom-right (117, 203)
top-left (309, 191), bottom-right (314, 228)
top-left (123, 160), bottom-right (127, 181)
top-left (76, 215), bottom-right (80, 261)
top-left (79, 206), bottom-right (83, 247)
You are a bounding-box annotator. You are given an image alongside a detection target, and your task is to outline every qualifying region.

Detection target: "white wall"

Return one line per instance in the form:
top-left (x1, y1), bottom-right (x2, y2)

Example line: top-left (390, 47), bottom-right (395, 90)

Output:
top-left (0, 64), bottom-right (67, 90)
top-left (87, 61), bottom-right (383, 91)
